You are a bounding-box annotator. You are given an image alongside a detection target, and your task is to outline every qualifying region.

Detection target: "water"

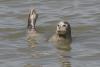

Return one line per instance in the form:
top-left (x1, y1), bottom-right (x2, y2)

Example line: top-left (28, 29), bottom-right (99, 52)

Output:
top-left (0, 0), bottom-right (100, 67)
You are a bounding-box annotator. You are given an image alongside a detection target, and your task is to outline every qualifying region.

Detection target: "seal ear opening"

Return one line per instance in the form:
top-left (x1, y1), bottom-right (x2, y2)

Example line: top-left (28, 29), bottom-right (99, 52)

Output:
top-left (28, 8), bottom-right (38, 30)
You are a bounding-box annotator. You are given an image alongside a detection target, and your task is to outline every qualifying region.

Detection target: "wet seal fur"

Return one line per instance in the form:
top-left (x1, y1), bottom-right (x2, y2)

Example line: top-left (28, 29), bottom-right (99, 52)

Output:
top-left (49, 21), bottom-right (72, 44)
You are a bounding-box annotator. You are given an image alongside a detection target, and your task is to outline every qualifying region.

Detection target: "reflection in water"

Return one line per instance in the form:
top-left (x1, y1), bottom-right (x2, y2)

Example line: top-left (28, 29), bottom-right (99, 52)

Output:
top-left (27, 35), bottom-right (37, 48)
top-left (27, 32), bottom-right (40, 48)
top-left (54, 41), bottom-right (71, 67)
top-left (24, 64), bottom-right (33, 67)
top-left (24, 64), bottom-right (42, 67)
top-left (59, 56), bottom-right (71, 67)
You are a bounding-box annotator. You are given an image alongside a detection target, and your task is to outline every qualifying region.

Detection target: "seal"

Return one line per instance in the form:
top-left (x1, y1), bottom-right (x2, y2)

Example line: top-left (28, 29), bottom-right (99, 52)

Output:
top-left (49, 21), bottom-right (72, 44)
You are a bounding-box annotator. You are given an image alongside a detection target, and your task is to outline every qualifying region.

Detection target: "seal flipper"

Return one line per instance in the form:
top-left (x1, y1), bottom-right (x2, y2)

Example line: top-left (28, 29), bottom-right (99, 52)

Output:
top-left (28, 8), bottom-right (38, 31)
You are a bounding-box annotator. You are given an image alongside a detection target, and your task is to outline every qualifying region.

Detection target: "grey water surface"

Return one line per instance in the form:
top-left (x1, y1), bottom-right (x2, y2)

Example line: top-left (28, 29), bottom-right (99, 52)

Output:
top-left (0, 0), bottom-right (100, 67)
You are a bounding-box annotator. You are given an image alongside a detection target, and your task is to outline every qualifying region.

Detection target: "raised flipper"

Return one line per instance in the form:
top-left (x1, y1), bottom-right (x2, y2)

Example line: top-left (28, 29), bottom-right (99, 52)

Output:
top-left (28, 8), bottom-right (38, 31)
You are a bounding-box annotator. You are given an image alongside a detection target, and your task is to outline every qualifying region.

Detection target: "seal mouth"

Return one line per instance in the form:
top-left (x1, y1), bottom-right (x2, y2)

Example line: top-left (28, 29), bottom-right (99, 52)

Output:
top-left (57, 30), bottom-right (66, 35)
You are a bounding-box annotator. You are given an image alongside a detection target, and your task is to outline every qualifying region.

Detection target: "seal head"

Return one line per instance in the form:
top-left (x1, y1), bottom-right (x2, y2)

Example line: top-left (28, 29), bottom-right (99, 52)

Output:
top-left (56, 21), bottom-right (71, 39)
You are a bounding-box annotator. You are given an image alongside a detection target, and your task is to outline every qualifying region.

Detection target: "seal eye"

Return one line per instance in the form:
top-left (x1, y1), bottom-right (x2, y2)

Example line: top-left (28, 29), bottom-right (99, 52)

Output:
top-left (63, 25), bottom-right (66, 27)
top-left (58, 25), bottom-right (60, 27)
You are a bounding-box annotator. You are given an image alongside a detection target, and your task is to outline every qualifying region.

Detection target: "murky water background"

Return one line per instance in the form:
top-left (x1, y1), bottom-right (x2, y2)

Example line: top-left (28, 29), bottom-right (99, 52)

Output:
top-left (0, 0), bottom-right (100, 67)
